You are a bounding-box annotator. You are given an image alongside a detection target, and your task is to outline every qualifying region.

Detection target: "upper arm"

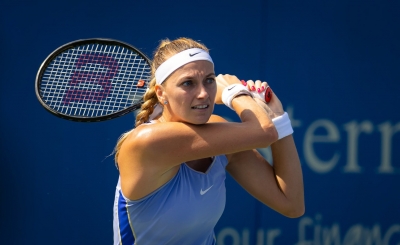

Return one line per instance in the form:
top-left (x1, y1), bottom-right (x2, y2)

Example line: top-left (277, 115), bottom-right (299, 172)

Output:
top-left (123, 114), bottom-right (275, 171)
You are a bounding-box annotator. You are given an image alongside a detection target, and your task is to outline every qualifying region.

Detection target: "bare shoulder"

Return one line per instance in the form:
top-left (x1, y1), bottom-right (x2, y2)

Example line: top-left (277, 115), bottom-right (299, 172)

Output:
top-left (123, 115), bottom-right (229, 154)
top-left (117, 121), bottom-right (198, 166)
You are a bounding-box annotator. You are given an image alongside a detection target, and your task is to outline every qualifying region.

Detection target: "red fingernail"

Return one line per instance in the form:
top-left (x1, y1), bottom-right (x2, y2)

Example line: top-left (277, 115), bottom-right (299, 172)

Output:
top-left (241, 80), bottom-right (247, 86)
top-left (251, 86), bottom-right (256, 91)
top-left (261, 86), bottom-right (265, 91)
top-left (257, 88), bottom-right (261, 93)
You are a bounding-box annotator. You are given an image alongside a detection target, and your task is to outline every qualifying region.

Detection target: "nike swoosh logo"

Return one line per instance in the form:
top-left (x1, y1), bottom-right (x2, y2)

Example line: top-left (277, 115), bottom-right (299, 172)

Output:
top-left (200, 185), bottom-right (214, 195)
top-left (227, 85), bottom-right (236, 91)
top-left (189, 52), bottom-right (201, 57)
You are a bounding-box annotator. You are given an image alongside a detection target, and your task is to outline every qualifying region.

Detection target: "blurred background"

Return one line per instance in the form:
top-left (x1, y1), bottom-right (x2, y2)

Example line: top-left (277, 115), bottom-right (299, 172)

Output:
top-left (1, 0), bottom-right (399, 244)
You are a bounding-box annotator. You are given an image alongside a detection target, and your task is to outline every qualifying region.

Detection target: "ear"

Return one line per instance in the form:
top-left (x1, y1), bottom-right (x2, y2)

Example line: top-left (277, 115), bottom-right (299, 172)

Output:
top-left (154, 84), bottom-right (167, 103)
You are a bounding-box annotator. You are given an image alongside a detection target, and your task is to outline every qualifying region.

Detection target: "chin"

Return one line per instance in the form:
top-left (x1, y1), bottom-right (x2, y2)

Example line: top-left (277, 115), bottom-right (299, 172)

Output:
top-left (193, 120), bottom-right (209, 125)
top-left (179, 109), bottom-right (213, 125)
top-left (183, 115), bottom-right (211, 125)
top-left (187, 119), bottom-right (209, 125)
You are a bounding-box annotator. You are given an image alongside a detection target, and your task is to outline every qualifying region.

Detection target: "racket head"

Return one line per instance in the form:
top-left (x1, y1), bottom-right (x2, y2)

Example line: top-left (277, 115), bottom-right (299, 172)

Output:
top-left (35, 38), bottom-right (152, 122)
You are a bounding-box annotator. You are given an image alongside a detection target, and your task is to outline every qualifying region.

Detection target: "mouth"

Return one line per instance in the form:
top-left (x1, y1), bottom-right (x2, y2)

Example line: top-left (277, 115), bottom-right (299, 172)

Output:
top-left (191, 104), bottom-right (209, 109)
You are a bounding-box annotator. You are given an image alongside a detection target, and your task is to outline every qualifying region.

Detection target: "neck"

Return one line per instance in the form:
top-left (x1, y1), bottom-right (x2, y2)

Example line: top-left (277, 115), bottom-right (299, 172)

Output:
top-left (157, 115), bottom-right (166, 123)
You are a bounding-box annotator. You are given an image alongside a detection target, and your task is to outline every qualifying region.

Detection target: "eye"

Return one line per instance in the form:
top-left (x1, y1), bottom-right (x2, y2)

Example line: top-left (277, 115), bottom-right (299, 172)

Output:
top-left (181, 80), bottom-right (193, 87)
top-left (205, 77), bottom-right (216, 85)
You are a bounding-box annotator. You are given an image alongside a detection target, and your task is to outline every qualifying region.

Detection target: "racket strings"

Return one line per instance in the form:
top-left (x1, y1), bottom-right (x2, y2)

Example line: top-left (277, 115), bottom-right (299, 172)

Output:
top-left (40, 43), bottom-right (151, 118)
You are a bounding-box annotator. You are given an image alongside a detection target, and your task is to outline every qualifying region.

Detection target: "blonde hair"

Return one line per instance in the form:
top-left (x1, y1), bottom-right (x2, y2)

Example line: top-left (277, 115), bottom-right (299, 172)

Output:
top-left (114, 37), bottom-right (209, 163)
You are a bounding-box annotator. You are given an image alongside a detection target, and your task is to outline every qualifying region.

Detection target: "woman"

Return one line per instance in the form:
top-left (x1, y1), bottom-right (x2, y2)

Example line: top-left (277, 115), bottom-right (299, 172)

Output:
top-left (113, 37), bottom-right (304, 245)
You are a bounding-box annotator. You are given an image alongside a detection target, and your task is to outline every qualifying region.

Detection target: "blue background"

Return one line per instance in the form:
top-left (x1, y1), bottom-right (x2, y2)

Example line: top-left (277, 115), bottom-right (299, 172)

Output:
top-left (1, 0), bottom-right (399, 244)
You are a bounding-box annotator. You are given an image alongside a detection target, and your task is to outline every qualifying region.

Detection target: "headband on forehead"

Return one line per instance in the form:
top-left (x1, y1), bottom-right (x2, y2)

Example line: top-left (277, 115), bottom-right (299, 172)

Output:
top-left (155, 48), bottom-right (214, 85)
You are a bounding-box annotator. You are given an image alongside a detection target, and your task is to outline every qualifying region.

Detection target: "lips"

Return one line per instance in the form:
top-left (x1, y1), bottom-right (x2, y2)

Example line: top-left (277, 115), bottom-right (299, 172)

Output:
top-left (191, 104), bottom-right (209, 109)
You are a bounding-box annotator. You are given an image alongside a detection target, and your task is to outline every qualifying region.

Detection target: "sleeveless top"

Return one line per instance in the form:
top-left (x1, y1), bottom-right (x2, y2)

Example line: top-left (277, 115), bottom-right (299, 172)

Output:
top-left (113, 155), bottom-right (229, 245)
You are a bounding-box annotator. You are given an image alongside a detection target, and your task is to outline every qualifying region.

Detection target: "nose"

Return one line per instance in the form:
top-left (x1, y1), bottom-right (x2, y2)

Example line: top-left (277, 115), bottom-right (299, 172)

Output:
top-left (197, 84), bottom-right (209, 99)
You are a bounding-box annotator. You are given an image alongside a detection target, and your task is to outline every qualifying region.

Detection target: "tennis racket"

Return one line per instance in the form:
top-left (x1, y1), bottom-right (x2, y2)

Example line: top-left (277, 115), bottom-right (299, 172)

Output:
top-left (35, 38), bottom-right (152, 122)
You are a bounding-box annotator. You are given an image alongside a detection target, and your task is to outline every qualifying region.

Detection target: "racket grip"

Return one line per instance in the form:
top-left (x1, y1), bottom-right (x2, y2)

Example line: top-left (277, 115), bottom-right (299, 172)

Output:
top-left (250, 86), bottom-right (272, 103)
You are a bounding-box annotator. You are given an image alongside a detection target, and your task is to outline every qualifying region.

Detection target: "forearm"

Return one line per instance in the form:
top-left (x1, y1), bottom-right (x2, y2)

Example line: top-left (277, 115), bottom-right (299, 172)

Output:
top-left (231, 95), bottom-right (279, 147)
top-left (271, 135), bottom-right (305, 217)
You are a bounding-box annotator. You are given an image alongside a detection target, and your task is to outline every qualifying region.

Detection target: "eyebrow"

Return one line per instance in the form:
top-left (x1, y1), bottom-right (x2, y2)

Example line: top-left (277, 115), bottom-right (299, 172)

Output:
top-left (179, 72), bottom-right (216, 80)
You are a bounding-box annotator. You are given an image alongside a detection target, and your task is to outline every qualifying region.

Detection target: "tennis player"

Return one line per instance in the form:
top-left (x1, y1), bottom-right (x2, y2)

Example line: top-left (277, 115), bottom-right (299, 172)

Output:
top-left (112, 37), bottom-right (304, 245)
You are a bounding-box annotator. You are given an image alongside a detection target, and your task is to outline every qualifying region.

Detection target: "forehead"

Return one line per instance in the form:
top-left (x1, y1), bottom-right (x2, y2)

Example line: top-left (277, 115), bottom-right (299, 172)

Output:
top-left (167, 60), bottom-right (214, 81)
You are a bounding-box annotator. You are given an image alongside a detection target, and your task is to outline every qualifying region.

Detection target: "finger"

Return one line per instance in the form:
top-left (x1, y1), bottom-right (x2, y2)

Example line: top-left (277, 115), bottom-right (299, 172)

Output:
top-left (255, 80), bottom-right (262, 93)
top-left (246, 80), bottom-right (256, 91)
top-left (261, 81), bottom-right (268, 91)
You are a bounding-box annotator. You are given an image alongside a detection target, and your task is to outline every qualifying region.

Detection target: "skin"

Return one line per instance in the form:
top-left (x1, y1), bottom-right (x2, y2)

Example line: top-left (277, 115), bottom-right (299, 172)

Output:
top-left (117, 60), bottom-right (304, 218)
top-left (155, 60), bottom-right (217, 125)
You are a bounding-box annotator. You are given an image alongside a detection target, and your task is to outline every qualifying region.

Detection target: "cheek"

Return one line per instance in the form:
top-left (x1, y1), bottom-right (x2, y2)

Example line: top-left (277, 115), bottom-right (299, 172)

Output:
top-left (169, 92), bottom-right (190, 109)
top-left (208, 87), bottom-right (217, 100)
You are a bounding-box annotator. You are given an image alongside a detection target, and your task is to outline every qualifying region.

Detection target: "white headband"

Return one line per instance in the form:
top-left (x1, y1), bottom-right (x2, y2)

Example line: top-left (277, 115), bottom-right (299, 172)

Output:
top-left (155, 48), bottom-right (214, 85)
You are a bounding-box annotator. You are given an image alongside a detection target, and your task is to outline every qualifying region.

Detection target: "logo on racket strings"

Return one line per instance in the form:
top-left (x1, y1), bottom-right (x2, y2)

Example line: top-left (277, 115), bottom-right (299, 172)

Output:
top-left (63, 54), bottom-right (118, 104)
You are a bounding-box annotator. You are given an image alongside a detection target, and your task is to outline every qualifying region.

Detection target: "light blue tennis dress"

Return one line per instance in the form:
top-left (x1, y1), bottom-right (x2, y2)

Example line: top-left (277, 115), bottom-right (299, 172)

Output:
top-left (113, 155), bottom-right (229, 245)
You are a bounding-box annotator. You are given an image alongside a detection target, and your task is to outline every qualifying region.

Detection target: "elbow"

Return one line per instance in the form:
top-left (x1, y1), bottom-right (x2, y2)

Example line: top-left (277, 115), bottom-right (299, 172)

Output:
top-left (285, 208), bottom-right (305, 219)
top-left (282, 203), bottom-right (305, 218)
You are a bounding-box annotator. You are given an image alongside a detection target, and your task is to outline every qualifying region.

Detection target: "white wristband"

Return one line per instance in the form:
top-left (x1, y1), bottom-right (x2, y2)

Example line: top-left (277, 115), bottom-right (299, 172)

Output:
top-left (272, 112), bottom-right (293, 140)
top-left (222, 84), bottom-right (252, 110)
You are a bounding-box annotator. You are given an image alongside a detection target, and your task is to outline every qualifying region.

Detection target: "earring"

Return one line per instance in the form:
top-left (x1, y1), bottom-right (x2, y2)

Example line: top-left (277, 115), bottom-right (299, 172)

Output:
top-left (164, 101), bottom-right (168, 105)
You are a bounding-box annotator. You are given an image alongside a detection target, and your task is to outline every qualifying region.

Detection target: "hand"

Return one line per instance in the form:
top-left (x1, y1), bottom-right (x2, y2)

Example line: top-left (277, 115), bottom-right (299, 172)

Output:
top-left (244, 80), bottom-right (284, 118)
top-left (215, 74), bottom-right (242, 104)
